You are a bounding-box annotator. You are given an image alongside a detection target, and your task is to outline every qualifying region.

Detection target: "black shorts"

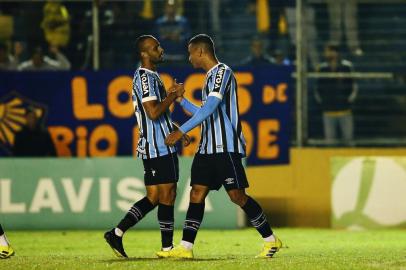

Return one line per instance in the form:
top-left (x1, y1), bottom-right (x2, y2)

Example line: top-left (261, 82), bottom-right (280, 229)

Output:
top-left (191, 153), bottom-right (249, 191)
top-left (142, 153), bottom-right (179, 186)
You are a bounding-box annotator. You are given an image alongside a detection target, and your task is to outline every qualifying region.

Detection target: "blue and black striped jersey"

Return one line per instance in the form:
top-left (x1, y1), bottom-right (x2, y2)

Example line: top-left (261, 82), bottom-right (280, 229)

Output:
top-left (198, 63), bottom-right (246, 156)
top-left (132, 67), bottom-right (176, 159)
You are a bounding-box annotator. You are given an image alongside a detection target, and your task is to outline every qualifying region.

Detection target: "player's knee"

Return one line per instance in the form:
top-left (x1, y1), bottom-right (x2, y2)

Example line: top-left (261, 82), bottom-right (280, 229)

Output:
top-left (228, 191), bottom-right (248, 206)
top-left (190, 188), bottom-right (206, 203)
top-left (146, 193), bottom-right (159, 206)
top-left (159, 188), bottom-right (176, 205)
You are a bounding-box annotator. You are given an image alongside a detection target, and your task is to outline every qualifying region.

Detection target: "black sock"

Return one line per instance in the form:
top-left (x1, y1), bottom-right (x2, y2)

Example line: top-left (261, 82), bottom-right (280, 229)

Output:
top-left (117, 197), bottom-right (156, 233)
top-left (0, 224), bottom-right (4, 235)
top-left (241, 196), bottom-right (273, 238)
top-left (158, 203), bottom-right (174, 249)
top-left (182, 203), bottom-right (205, 244)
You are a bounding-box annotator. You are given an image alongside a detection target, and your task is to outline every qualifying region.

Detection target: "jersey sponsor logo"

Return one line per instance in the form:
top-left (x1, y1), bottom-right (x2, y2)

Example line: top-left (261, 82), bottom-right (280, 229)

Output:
top-left (225, 178), bottom-right (235, 185)
top-left (213, 66), bottom-right (226, 91)
top-left (140, 73), bottom-right (149, 96)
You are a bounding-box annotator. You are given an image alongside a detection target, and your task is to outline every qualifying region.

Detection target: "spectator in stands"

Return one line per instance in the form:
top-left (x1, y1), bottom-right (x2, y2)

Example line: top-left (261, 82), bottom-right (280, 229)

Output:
top-left (155, 0), bottom-right (191, 64)
top-left (13, 108), bottom-right (56, 157)
top-left (240, 37), bottom-right (275, 66)
top-left (315, 43), bottom-right (358, 146)
top-left (0, 42), bottom-right (18, 70)
top-left (272, 49), bottom-right (291, 66)
top-left (327, 0), bottom-right (363, 56)
top-left (41, 1), bottom-right (71, 49)
top-left (285, 1), bottom-right (319, 70)
top-left (18, 45), bottom-right (70, 71)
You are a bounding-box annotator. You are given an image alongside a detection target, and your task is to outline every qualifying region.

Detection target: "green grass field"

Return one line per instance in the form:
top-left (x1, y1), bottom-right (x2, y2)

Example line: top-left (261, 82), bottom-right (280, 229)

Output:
top-left (2, 228), bottom-right (406, 270)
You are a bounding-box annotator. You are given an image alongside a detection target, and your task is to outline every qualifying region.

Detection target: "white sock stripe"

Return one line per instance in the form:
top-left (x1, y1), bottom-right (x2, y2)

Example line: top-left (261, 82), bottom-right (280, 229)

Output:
top-left (251, 212), bottom-right (265, 223)
top-left (159, 221), bottom-right (174, 224)
top-left (130, 206), bottom-right (143, 217)
top-left (185, 219), bottom-right (201, 224)
top-left (160, 224), bottom-right (174, 228)
top-left (128, 209), bottom-right (141, 219)
top-left (252, 220), bottom-right (266, 228)
top-left (184, 226), bottom-right (199, 231)
top-left (159, 224), bottom-right (174, 227)
top-left (131, 205), bottom-right (142, 213)
top-left (252, 219), bottom-right (267, 229)
top-left (128, 211), bottom-right (140, 221)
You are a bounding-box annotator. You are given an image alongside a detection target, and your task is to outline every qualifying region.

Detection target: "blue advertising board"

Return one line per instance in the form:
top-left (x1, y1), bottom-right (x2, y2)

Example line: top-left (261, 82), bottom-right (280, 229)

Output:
top-left (0, 66), bottom-right (292, 165)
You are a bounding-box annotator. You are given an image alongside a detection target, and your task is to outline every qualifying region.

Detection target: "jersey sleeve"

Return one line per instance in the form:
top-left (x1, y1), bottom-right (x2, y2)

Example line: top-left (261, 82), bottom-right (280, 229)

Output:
top-left (138, 70), bottom-right (157, 103)
top-left (208, 65), bottom-right (232, 100)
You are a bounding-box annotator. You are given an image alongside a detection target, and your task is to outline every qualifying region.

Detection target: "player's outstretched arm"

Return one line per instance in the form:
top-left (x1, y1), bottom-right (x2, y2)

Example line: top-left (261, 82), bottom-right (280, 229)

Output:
top-left (179, 96), bottom-right (220, 133)
top-left (178, 97), bottom-right (200, 115)
top-left (164, 96), bottom-right (221, 146)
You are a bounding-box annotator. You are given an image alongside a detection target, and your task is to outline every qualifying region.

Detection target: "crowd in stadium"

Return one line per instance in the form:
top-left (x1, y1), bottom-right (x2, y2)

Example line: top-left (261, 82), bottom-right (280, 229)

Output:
top-left (0, 0), bottom-right (363, 71)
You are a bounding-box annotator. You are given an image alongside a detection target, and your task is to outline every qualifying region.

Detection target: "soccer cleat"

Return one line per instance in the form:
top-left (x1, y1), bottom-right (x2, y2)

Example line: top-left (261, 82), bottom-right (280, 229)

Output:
top-left (104, 229), bottom-right (128, 258)
top-left (155, 246), bottom-right (173, 258)
top-left (0, 245), bottom-right (14, 259)
top-left (157, 245), bottom-right (193, 259)
top-left (255, 236), bottom-right (282, 258)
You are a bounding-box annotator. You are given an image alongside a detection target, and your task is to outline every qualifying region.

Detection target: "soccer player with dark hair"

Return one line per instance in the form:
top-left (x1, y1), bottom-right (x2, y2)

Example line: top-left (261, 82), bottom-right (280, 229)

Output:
top-left (0, 223), bottom-right (14, 259)
top-left (162, 34), bottom-right (282, 259)
top-left (104, 35), bottom-right (188, 258)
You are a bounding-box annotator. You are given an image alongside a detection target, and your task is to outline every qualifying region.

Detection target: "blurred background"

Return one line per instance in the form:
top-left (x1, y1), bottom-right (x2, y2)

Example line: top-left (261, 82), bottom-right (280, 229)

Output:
top-left (0, 0), bottom-right (405, 230)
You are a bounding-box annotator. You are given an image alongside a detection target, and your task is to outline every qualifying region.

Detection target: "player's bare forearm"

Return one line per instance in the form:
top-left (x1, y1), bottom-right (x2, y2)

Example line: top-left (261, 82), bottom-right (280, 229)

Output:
top-left (172, 122), bottom-right (191, 146)
top-left (143, 80), bottom-right (184, 120)
top-left (143, 92), bottom-right (177, 120)
top-left (165, 130), bottom-right (184, 146)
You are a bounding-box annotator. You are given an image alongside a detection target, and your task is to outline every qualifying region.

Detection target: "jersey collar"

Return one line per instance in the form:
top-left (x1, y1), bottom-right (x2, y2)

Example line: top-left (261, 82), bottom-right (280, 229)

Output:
top-left (139, 67), bottom-right (159, 75)
top-left (207, 62), bottom-right (222, 75)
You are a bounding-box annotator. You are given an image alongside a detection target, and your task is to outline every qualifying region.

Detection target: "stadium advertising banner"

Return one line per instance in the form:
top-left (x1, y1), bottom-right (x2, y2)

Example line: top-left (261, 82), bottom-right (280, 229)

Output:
top-left (0, 157), bottom-right (242, 229)
top-left (0, 66), bottom-right (292, 165)
top-left (331, 156), bottom-right (406, 229)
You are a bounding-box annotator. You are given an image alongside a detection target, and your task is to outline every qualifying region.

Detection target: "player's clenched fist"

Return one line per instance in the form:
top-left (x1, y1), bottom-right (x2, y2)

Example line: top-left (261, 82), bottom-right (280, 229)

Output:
top-left (165, 130), bottom-right (184, 146)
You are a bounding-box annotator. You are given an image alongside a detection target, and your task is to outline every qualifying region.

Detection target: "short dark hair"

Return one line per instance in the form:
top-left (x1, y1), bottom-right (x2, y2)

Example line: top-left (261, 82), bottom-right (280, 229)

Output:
top-left (188, 34), bottom-right (215, 55)
top-left (135, 35), bottom-right (155, 56)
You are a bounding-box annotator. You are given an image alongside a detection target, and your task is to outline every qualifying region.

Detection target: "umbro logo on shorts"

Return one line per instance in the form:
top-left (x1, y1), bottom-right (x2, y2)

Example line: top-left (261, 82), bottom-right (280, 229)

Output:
top-left (225, 178), bottom-right (235, 184)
